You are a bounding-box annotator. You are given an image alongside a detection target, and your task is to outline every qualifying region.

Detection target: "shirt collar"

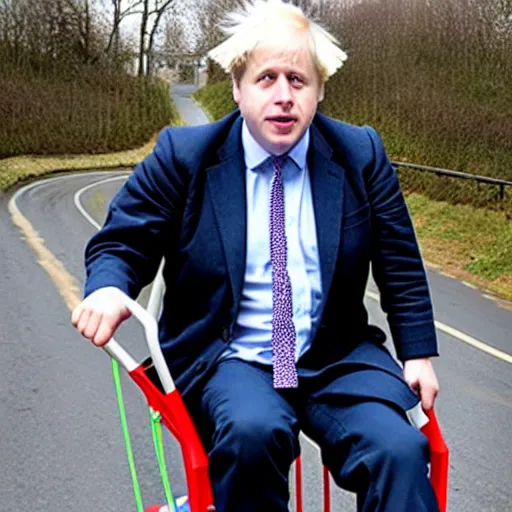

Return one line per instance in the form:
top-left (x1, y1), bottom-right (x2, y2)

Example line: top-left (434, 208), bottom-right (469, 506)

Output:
top-left (242, 121), bottom-right (310, 171)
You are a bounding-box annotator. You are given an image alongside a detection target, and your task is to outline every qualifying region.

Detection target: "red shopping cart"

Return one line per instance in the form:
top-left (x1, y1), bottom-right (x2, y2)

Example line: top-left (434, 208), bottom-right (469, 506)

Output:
top-left (104, 294), bottom-right (449, 512)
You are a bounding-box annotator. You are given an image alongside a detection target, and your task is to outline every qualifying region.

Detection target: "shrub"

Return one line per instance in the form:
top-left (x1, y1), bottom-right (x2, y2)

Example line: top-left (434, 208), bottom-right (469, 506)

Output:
top-left (0, 69), bottom-right (180, 158)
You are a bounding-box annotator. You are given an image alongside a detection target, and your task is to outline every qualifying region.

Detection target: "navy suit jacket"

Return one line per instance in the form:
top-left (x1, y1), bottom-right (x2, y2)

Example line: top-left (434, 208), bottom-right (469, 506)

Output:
top-left (84, 111), bottom-right (438, 400)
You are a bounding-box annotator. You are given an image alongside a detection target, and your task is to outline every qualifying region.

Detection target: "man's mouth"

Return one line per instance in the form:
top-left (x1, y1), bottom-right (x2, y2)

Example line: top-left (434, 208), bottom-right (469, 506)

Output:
top-left (268, 116), bottom-right (296, 122)
top-left (267, 116), bottom-right (297, 129)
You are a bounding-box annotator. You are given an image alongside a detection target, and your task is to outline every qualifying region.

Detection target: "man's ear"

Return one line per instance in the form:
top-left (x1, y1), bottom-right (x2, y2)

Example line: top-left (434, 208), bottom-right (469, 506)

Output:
top-left (232, 77), bottom-right (241, 104)
top-left (317, 83), bottom-right (325, 102)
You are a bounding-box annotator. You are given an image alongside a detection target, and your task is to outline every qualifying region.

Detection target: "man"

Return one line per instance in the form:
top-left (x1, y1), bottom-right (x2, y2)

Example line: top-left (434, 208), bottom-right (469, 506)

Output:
top-left (72, 1), bottom-right (440, 510)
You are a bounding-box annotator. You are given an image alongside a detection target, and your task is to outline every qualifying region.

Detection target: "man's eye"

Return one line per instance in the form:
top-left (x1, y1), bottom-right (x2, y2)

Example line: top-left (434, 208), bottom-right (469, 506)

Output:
top-left (290, 75), bottom-right (304, 84)
top-left (260, 74), bottom-right (275, 82)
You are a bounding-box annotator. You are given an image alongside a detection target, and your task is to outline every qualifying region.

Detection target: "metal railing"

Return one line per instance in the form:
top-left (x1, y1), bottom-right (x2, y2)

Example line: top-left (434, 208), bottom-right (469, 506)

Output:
top-left (391, 161), bottom-right (512, 201)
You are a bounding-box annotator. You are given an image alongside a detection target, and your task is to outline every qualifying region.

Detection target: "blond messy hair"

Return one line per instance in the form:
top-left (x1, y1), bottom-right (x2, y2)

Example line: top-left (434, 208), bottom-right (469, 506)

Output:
top-left (208, 0), bottom-right (347, 83)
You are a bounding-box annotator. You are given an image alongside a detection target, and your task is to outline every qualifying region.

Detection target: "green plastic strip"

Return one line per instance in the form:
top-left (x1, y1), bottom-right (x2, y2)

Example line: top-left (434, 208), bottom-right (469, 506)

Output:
top-left (150, 408), bottom-right (177, 512)
top-left (112, 359), bottom-right (145, 512)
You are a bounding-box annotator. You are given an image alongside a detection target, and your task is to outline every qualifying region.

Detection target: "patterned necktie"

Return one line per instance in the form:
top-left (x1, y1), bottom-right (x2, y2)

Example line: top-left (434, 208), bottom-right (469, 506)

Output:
top-left (270, 156), bottom-right (298, 388)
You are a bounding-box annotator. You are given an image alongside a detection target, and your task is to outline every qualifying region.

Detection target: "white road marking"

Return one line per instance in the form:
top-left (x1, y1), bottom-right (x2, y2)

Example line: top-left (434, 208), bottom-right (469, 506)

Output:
top-left (74, 174), bottom-right (128, 230)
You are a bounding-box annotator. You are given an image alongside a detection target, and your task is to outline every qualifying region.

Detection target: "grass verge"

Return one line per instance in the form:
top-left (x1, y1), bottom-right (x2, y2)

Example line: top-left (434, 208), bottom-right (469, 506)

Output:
top-left (407, 194), bottom-right (512, 303)
top-left (0, 137), bottom-right (156, 192)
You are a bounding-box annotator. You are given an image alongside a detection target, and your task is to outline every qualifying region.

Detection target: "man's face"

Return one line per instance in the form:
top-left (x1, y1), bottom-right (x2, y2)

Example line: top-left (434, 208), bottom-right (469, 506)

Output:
top-left (233, 43), bottom-right (322, 155)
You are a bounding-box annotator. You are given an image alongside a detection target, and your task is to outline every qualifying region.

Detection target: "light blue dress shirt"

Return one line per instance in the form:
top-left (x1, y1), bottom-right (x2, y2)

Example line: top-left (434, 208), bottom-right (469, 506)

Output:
top-left (222, 122), bottom-right (323, 365)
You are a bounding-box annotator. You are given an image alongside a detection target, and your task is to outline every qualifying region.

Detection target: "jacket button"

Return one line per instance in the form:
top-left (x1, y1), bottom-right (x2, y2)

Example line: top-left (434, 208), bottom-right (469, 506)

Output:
top-left (221, 325), bottom-right (232, 342)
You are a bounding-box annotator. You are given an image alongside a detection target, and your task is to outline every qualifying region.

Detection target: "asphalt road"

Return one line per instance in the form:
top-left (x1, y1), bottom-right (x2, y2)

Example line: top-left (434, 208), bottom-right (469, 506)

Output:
top-left (0, 85), bottom-right (510, 511)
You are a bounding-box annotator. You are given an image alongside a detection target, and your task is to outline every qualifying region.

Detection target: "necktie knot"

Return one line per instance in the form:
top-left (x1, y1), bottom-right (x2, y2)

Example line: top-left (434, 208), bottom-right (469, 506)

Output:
top-left (271, 155), bottom-right (287, 176)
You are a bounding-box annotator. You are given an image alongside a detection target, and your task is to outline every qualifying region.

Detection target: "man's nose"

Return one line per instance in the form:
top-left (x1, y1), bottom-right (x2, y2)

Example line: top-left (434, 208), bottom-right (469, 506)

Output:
top-left (274, 75), bottom-right (293, 107)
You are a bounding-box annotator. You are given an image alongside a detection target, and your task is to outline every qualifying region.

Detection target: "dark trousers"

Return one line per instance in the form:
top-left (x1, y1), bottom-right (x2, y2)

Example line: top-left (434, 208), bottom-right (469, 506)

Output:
top-left (195, 358), bottom-right (439, 512)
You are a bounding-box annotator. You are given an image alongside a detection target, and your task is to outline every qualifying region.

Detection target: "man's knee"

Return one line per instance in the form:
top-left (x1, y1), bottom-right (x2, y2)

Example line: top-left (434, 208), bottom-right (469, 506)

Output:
top-left (363, 421), bottom-right (439, 510)
top-left (371, 425), bottom-right (430, 473)
top-left (215, 411), bottom-right (297, 462)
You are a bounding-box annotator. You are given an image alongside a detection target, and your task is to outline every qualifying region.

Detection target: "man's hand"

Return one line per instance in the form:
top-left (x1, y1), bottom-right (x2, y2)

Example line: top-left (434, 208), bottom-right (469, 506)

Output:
top-left (403, 358), bottom-right (439, 411)
top-left (71, 287), bottom-right (131, 347)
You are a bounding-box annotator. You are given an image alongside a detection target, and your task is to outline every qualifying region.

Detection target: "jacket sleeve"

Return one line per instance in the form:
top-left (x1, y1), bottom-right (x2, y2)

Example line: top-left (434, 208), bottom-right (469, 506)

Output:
top-left (364, 126), bottom-right (438, 361)
top-left (84, 128), bottom-right (188, 299)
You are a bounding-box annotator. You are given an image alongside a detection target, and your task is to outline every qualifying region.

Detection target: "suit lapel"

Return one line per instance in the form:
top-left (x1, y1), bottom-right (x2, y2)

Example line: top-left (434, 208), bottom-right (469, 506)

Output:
top-left (308, 124), bottom-right (346, 313)
top-left (205, 118), bottom-right (247, 314)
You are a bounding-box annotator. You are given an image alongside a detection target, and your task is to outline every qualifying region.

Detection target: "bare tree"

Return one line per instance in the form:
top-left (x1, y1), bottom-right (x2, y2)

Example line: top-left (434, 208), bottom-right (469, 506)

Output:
top-left (136, 0), bottom-right (176, 76)
top-left (0, 0), bottom-right (109, 73)
top-left (146, 0), bottom-right (175, 74)
top-left (104, 0), bottom-right (142, 60)
top-left (192, 0), bottom-right (240, 55)
top-left (163, 9), bottom-right (186, 56)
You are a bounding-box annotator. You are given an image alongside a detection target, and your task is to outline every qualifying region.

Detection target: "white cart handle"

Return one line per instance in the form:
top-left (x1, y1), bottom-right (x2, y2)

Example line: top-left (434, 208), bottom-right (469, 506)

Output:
top-left (103, 293), bottom-right (175, 394)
